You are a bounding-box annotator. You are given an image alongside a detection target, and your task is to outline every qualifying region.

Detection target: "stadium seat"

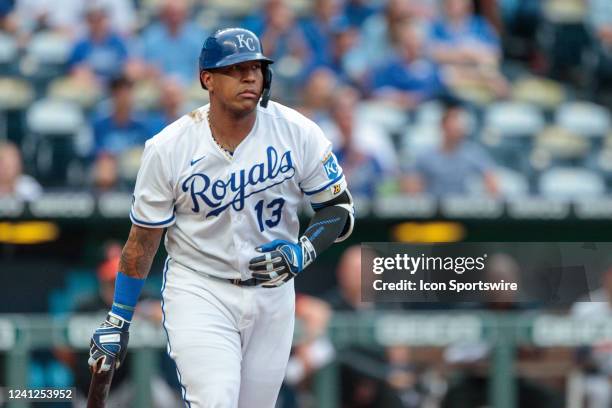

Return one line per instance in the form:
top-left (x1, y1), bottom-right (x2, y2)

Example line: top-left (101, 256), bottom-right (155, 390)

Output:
top-left (484, 102), bottom-right (546, 137)
top-left (483, 102), bottom-right (545, 174)
top-left (356, 101), bottom-right (408, 138)
top-left (27, 99), bottom-right (84, 135)
top-left (414, 100), bottom-right (444, 125)
top-left (512, 76), bottom-right (567, 110)
top-left (495, 167), bottom-right (530, 197)
top-left (22, 31), bottom-right (72, 90)
top-left (0, 33), bottom-right (18, 75)
top-left (399, 124), bottom-right (442, 165)
top-left (539, 167), bottom-right (606, 198)
top-left (133, 79), bottom-right (161, 111)
top-left (25, 99), bottom-right (86, 186)
top-left (0, 77), bottom-right (35, 111)
top-left (47, 76), bottom-right (103, 110)
top-left (555, 102), bottom-right (611, 138)
top-left (118, 146), bottom-right (145, 183)
top-left (530, 126), bottom-right (591, 171)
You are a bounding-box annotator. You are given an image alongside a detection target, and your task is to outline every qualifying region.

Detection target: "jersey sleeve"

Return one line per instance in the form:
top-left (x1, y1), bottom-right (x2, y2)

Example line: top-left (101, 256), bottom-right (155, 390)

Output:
top-left (299, 123), bottom-right (348, 204)
top-left (129, 141), bottom-right (176, 228)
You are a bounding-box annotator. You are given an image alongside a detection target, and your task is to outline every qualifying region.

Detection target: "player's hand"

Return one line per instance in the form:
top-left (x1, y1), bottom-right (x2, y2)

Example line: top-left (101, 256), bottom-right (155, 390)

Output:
top-left (88, 313), bottom-right (130, 373)
top-left (248, 237), bottom-right (316, 288)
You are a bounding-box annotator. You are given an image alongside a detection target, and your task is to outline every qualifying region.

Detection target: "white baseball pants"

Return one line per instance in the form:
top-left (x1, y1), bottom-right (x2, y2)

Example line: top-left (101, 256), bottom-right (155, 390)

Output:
top-left (160, 257), bottom-right (295, 408)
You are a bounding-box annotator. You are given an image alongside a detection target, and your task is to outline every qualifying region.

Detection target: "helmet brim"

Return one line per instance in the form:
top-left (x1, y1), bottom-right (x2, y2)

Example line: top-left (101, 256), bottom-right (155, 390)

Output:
top-left (201, 53), bottom-right (274, 70)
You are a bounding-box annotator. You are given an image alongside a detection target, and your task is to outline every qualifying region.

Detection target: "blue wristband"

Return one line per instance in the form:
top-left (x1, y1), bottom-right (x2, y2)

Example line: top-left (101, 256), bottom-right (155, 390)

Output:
top-left (111, 272), bottom-right (145, 321)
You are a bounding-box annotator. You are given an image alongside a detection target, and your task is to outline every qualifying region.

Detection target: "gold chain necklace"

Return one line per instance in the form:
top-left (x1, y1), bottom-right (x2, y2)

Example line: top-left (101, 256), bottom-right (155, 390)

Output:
top-left (207, 109), bottom-right (236, 156)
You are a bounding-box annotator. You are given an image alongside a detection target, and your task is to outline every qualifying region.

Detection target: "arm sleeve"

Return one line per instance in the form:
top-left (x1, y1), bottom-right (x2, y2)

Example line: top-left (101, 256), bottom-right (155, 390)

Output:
top-left (303, 191), bottom-right (353, 254)
top-left (299, 123), bottom-right (347, 204)
top-left (129, 141), bottom-right (176, 228)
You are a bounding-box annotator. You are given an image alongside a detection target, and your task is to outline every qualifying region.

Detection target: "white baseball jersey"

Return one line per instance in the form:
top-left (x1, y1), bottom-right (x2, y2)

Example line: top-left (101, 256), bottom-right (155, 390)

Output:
top-left (130, 101), bottom-right (347, 280)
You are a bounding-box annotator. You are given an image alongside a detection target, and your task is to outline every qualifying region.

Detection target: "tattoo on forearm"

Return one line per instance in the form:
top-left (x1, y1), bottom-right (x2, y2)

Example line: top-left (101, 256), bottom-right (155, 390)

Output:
top-left (118, 226), bottom-right (163, 279)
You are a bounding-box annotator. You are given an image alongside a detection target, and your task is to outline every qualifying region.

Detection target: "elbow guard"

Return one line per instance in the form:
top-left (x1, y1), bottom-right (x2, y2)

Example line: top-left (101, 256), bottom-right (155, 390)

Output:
top-left (333, 190), bottom-right (355, 243)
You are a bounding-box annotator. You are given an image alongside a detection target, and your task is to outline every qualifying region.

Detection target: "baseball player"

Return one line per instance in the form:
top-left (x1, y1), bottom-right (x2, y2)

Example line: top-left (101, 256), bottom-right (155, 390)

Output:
top-left (87, 27), bottom-right (355, 407)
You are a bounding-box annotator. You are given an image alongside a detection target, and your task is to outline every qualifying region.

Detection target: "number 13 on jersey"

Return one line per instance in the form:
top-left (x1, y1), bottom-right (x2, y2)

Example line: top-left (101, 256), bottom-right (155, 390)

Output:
top-left (254, 198), bottom-right (285, 232)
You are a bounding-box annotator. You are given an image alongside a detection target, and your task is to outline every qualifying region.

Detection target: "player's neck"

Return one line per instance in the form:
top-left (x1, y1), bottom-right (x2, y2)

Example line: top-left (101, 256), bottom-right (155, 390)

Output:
top-left (208, 104), bottom-right (256, 148)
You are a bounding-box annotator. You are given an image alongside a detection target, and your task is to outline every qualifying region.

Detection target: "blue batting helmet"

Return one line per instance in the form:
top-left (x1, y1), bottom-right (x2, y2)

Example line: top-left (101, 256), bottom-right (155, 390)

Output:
top-left (199, 28), bottom-right (274, 107)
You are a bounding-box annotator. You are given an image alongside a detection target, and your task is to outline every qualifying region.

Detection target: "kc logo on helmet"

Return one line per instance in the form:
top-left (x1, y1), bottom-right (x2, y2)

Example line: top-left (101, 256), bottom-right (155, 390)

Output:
top-left (236, 34), bottom-right (255, 51)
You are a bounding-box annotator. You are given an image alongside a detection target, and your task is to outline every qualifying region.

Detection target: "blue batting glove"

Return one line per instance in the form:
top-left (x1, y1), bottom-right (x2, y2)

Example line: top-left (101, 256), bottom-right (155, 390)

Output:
top-left (88, 313), bottom-right (130, 373)
top-left (248, 237), bottom-right (316, 287)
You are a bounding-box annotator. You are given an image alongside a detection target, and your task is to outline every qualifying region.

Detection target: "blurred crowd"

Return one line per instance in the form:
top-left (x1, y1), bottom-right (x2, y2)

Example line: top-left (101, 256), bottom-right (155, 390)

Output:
top-left (0, 0), bottom-right (612, 203)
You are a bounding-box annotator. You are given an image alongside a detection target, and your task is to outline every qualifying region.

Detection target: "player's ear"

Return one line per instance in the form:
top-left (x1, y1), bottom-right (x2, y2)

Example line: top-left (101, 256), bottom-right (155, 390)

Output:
top-left (201, 71), bottom-right (213, 91)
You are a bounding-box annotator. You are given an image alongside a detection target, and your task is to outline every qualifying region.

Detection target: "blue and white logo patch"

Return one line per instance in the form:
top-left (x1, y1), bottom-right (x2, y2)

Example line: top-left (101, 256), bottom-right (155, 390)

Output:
top-left (323, 154), bottom-right (340, 180)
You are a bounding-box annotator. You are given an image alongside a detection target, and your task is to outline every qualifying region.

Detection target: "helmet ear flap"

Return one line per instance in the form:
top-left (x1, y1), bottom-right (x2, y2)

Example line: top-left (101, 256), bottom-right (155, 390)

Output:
top-left (260, 64), bottom-right (273, 108)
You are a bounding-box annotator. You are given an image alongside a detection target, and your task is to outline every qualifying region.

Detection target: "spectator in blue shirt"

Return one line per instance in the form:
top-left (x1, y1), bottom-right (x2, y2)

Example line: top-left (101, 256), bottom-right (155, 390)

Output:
top-left (370, 22), bottom-right (446, 109)
top-left (429, 0), bottom-right (501, 67)
top-left (92, 76), bottom-right (149, 158)
top-left (303, 23), bottom-right (369, 89)
top-left (343, 0), bottom-right (379, 28)
top-left (300, 0), bottom-right (349, 65)
top-left (401, 98), bottom-right (499, 197)
top-left (67, 4), bottom-right (129, 86)
top-left (135, 0), bottom-right (206, 86)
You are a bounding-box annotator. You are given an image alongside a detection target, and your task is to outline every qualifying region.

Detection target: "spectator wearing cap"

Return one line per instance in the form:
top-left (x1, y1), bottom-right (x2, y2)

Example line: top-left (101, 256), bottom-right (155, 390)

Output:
top-left (67, 4), bottom-right (130, 86)
top-left (133, 0), bottom-right (206, 86)
top-left (369, 22), bottom-right (446, 109)
top-left (91, 75), bottom-right (149, 158)
top-left (401, 99), bottom-right (499, 197)
top-left (0, 141), bottom-right (42, 201)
